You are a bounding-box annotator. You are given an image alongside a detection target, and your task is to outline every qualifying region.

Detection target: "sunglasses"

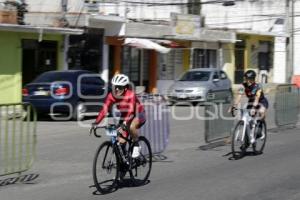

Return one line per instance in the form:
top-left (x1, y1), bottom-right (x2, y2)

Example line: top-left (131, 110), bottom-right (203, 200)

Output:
top-left (114, 86), bottom-right (125, 91)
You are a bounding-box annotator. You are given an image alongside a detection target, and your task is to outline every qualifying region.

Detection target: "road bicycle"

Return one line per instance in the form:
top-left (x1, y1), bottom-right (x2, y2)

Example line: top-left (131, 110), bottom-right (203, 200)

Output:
top-left (90, 124), bottom-right (152, 194)
top-left (231, 108), bottom-right (267, 158)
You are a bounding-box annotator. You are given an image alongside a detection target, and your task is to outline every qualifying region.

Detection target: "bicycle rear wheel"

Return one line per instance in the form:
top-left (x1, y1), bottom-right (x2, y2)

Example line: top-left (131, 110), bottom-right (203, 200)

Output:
top-left (231, 121), bottom-right (247, 158)
top-left (93, 141), bottom-right (119, 194)
top-left (253, 121), bottom-right (267, 154)
top-left (129, 136), bottom-right (152, 186)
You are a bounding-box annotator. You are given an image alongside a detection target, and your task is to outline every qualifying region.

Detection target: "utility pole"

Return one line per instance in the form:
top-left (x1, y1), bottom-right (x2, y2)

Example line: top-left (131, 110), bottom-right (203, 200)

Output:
top-left (291, 0), bottom-right (295, 80)
top-left (286, 0), bottom-right (294, 83)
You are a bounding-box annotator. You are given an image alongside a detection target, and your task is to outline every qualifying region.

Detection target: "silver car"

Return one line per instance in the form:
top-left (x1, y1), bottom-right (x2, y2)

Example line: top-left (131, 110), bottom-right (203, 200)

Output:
top-left (168, 68), bottom-right (232, 104)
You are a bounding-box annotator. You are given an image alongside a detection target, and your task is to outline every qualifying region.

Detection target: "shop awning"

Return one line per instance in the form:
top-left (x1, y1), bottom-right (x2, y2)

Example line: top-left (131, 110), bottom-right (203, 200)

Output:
top-left (0, 24), bottom-right (83, 35)
top-left (124, 38), bottom-right (171, 54)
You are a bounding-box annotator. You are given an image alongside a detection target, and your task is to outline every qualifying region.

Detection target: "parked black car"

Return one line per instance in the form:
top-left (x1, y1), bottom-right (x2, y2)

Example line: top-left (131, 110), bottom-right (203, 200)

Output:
top-left (22, 70), bottom-right (108, 121)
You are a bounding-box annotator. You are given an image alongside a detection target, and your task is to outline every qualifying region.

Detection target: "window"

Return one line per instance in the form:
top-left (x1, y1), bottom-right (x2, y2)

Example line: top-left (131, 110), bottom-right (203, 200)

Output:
top-left (158, 49), bottom-right (184, 80)
top-left (122, 47), bottom-right (149, 86)
top-left (179, 71), bottom-right (211, 82)
top-left (258, 41), bottom-right (273, 71)
top-left (68, 28), bottom-right (103, 73)
top-left (193, 49), bottom-right (217, 68)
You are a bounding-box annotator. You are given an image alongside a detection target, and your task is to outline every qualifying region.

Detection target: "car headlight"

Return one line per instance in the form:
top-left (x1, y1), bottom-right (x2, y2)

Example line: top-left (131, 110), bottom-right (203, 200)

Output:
top-left (195, 87), bottom-right (206, 93)
top-left (167, 86), bottom-right (175, 95)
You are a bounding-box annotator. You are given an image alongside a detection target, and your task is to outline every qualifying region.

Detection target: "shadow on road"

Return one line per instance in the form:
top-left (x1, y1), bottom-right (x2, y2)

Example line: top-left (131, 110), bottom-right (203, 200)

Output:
top-left (0, 173), bottom-right (40, 188)
top-left (224, 151), bottom-right (263, 160)
top-left (90, 179), bottom-right (151, 195)
top-left (198, 141), bottom-right (228, 151)
top-left (152, 154), bottom-right (173, 163)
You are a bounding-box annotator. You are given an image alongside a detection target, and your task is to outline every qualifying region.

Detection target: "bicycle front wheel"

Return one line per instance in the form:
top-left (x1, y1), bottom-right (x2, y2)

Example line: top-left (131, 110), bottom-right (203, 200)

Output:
top-left (253, 121), bottom-right (267, 154)
top-left (93, 141), bottom-right (119, 194)
top-left (129, 136), bottom-right (152, 186)
top-left (231, 121), bottom-right (247, 158)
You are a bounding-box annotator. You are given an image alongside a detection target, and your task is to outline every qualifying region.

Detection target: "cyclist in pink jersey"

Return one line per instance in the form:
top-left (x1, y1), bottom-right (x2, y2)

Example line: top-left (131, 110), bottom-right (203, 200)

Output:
top-left (92, 74), bottom-right (146, 158)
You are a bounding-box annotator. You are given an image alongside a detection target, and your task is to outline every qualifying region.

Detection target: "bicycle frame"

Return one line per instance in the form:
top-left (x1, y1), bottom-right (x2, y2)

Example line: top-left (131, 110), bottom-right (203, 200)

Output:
top-left (235, 109), bottom-right (257, 144)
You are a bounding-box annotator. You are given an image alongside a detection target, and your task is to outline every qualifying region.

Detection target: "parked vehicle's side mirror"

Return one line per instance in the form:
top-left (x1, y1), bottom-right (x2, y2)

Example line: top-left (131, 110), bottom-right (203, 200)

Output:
top-left (213, 78), bottom-right (220, 82)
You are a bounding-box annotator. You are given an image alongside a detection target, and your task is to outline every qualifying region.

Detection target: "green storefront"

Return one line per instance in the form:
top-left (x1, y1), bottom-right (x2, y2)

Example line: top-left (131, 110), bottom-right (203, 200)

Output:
top-left (0, 25), bottom-right (82, 104)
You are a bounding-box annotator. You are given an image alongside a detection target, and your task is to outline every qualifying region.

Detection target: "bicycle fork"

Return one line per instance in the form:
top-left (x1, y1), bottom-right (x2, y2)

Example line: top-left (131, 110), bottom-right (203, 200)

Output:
top-left (239, 117), bottom-right (248, 143)
top-left (239, 118), bottom-right (255, 145)
top-left (241, 116), bottom-right (256, 144)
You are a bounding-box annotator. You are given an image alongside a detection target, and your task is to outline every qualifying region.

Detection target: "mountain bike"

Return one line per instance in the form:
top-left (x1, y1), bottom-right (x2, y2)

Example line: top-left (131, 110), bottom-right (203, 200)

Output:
top-left (90, 124), bottom-right (152, 194)
top-left (231, 108), bottom-right (267, 158)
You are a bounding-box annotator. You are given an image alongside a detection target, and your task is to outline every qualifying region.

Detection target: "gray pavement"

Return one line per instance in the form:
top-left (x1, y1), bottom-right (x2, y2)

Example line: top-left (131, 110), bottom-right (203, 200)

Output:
top-left (1, 106), bottom-right (300, 200)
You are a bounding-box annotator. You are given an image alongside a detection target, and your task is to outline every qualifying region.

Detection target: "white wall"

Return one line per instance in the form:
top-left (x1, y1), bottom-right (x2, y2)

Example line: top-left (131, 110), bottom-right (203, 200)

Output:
top-left (99, 0), bottom-right (187, 20)
top-left (202, 0), bottom-right (290, 83)
top-left (273, 37), bottom-right (287, 83)
top-left (293, 1), bottom-right (300, 75)
top-left (26, 0), bottom-right (60, 12)
top-left (203, 0), bottom-right (285, 32)
top-left (202, 0), bottom-right (300, 80)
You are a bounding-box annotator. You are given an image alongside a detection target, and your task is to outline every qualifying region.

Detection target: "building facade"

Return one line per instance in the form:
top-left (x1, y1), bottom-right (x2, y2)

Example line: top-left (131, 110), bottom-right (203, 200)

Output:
top-left (202, 0), bottom-right (300, 83)
top-left (21, 0), bottom-right (236, 94)
top-left (0, 0), bottom-right (82, 104)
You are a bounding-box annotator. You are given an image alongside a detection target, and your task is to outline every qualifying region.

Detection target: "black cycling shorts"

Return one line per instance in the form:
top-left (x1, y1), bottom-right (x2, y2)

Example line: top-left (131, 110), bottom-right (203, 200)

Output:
top-left (247, 98), bottom-right (269, 110)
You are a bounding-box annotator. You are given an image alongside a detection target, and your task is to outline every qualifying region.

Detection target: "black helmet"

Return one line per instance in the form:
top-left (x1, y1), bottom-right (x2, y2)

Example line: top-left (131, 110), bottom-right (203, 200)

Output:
top-left (244, 70), bottom-right (256, 79)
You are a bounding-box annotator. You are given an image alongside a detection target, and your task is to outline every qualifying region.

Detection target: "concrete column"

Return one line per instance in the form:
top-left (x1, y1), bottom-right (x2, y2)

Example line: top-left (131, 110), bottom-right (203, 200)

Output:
top-left (294, 1), bottom-right (300, 75)
top-left (190, 48), bottom-right (194, 69)
top-left (63, 35), bottom-right (69, 70)
top-left (218, 42), bottom-right (224, 69)
top-left (101, 43), bottom-right (109, 83)
top-left (273, 37), bottom-right (287, 83)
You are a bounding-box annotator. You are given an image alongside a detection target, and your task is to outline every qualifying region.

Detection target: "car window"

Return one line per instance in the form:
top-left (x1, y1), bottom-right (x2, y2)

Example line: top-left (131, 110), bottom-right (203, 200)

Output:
top-left (81, 75), bottom-right (104, 85)
top-left (33, 72), bottom-right (74, 83)
top-left (213, 72), bottom-right (220, 80)
top-left (220, 71), bottom-right (228, 79)
top-left (90, 77), bottom-right (104, 85)
top-left (81, 77), bottom-right (90, 85)
top-left (179, 71), bottom-right (211, 81)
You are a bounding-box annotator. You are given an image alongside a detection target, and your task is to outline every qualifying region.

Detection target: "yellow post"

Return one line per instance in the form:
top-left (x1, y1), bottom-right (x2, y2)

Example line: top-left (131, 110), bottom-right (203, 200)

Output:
top-left (113, 46), bottom-right (121, 75)
top-left (183, 49), bottom-right (190, 71)
top-left (149, 50), bottom-right (158, 93)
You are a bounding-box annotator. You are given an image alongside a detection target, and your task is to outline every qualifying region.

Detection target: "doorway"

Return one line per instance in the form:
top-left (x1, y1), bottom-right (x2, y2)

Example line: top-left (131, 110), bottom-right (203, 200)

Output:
top-left (234, 40), bottom-right (246, 84)
top-left (122, 47), bottom-right (149, 89)
top-left (22, 39), bottom-right (58, 85)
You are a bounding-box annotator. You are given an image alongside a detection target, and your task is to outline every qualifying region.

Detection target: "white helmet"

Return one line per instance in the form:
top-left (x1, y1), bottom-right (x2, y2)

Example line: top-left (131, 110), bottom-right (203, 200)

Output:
top-left (111, 74), bottom-right (129, 86)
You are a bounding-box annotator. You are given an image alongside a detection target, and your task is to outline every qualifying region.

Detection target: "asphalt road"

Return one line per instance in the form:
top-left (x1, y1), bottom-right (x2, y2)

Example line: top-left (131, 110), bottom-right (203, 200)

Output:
top-left (1, 106), bottom-right (300, 200)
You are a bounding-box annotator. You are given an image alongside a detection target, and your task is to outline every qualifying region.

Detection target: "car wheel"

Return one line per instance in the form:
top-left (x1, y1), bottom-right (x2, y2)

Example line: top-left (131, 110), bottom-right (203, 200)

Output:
top-left (168, 100), bottom-right (175, 106)
top-left (206, 90), bottom-right (214, 102)
top-left (192, 102), bottom-right (199, 106)
top-left (225, 89), bottom-right (233, 104)
top-left (72, 101), bottom-right (86, 121)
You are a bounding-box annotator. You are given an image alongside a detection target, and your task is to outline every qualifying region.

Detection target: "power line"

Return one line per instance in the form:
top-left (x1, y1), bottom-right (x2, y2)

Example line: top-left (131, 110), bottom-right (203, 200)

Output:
top-left (120, 0), bottom-right (245, 6)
